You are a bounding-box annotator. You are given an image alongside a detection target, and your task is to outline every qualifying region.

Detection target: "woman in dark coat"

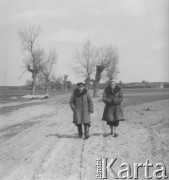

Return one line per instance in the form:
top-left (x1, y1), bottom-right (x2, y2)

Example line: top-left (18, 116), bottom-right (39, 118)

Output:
top-left (102, 80), bottom-right (124, 137)
top-left (69, 82), bottom-right (94, 139)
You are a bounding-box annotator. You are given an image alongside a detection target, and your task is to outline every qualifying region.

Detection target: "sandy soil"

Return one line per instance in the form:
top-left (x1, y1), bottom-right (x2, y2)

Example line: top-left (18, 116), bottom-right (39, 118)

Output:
top-left (0, 95), bottom-right (168, 180)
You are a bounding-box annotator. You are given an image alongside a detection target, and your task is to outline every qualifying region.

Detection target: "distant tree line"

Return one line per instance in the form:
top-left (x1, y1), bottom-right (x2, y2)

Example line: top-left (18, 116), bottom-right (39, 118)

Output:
top-left (25, 78), bottom-right (72, 91)
top-left (1, 82), bottom-right (169, 91)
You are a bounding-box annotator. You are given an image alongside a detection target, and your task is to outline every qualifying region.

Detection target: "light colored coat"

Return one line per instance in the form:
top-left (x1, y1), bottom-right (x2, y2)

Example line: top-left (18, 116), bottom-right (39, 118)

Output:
top-left (69, 88), bottom-right (93, 125)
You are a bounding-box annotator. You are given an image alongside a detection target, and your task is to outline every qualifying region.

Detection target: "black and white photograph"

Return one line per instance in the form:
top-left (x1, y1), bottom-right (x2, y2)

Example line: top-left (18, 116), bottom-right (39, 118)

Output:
top-left (0, 0), bottom-right (169, 179)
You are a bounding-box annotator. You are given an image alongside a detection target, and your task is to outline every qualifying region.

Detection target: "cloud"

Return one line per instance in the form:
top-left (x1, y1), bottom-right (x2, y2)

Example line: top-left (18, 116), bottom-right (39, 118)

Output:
top-left (14, 10), bottom-right (41, 19)
top-left (119, 0), bottom-right (147, 17)
top-left (52, 30), bottom-right (90, 44)
top-left (10, 10), bottom-right (44, 25)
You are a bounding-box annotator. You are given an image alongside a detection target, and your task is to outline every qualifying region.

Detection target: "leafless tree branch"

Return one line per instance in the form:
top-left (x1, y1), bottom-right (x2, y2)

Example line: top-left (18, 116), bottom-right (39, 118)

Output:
top-left (73, 40), bottom-right (97, 89)
top-left (18, 26), bottom-right (43, 95)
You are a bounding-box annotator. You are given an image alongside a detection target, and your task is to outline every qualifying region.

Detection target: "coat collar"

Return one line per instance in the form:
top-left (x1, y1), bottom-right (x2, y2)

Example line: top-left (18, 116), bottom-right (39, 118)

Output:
top-left (74, 88), bottom-right (87, 97)
top-left (105, 85), bottom-right (121, 95)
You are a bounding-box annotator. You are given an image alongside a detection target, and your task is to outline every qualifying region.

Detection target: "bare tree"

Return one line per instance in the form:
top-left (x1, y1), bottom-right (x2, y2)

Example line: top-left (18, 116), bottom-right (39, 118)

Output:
top-left (105, 47), bottom-right (119, 81)
top-left (93, 45), bottom-right (119, 97)
top-left (40, 49), bottom-right (57, 94)
top-left (36, 71), bottom-right (45, 89)
top-left (73, 40), bottom-right (96, 89)
top-left (51, 75), bottom-right (63, 90)
top-left (18, 26), bottom-right (43, 95)
top-left (73, 41), bottom-right (119, 95)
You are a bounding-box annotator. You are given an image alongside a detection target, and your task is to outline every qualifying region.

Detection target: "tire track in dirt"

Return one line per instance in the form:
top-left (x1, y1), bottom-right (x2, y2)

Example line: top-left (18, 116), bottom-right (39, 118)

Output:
top-left (32, 139), bottom-right (68, 180)
top-left (79, 141), bottom-right (85, 180)
top-left (32, 106), bottom-right (85, 180)
top-left (79, 104), bottom-right (108, 180)
top-left (0, 103), bottom-right (71, 180)
top-left (31, 102), bottom-right (102, 180)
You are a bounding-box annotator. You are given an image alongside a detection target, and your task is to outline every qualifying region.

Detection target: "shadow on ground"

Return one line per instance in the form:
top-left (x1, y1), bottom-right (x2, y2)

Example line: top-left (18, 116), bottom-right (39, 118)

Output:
top-left (46, 133), bottom-right (79, 139)
top-left (46, 132), bottom-right (110, 139)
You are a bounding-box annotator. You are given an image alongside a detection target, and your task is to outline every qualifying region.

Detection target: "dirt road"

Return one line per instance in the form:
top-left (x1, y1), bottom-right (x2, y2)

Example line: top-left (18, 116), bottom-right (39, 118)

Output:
top-left (0, 95), bottom-right (169, 180)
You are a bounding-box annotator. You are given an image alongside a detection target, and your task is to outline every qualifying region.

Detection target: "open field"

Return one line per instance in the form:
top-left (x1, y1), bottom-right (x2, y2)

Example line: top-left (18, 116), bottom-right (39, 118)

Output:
top-left (0, 88), bottom-right (169, 115)
top-left (0, 88), bottom-right (169, 180)
top-left (1, 88), bottom-right (169, 104)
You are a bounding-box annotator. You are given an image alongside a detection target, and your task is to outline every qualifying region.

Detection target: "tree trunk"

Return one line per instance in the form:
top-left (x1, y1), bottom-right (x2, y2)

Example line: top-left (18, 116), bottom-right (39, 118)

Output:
top-left (64, 84), bottom-right (67, 93)
top-left (45, 79), bottom-right (49, 94)
top-left (93, 65), bottom-right (104, 97)
top-left (85, 78), bottom-right (91, 90)
top-left (93, 80), bottom-right (99, 97)
top-left (31, 72), bottom-right (36, 95)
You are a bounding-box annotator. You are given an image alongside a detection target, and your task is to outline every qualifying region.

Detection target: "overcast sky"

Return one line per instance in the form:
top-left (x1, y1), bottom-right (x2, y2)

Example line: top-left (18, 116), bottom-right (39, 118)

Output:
top-left (0, 0), bottom-right (169, 86)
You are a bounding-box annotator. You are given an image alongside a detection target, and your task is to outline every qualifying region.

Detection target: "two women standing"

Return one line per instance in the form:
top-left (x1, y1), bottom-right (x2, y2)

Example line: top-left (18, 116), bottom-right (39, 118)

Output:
top-left (69, 80), bottom-right (124, 139)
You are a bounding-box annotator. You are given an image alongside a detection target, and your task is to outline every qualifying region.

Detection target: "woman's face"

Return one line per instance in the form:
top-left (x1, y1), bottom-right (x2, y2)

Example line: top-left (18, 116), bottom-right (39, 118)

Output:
top-left (110, 81), bottom-right (116, 89)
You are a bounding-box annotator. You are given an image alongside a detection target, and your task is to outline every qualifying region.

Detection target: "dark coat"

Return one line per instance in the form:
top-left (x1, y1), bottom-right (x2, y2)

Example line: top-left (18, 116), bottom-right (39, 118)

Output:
top-left (69, 88), bottom-right (94, 125)
top-left (102, 85), bottom-right (124, 122)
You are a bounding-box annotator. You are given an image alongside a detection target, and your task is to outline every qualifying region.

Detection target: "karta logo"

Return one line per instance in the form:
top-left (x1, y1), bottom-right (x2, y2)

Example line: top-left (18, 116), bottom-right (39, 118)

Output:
top-left (96, 158), bottom-right (168, 179)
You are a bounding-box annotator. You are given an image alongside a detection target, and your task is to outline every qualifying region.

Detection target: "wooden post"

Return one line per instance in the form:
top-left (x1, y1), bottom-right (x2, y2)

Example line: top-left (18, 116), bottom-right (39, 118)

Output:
top-left (63, 75), bottom-right (69, 92)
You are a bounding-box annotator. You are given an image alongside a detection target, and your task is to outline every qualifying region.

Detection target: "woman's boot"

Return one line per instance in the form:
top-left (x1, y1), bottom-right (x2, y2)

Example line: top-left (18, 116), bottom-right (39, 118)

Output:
top-left (110, 125), bottom-right (113, 135)
top-left (113, 126), bottom-right (118, 137)
top-left (77, 125), bottom-right (83, 138)
top-left (84, 125), bottom-right (89, 139)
